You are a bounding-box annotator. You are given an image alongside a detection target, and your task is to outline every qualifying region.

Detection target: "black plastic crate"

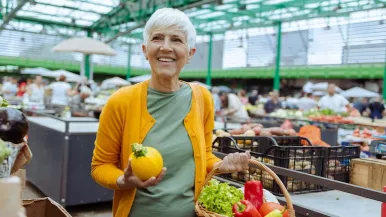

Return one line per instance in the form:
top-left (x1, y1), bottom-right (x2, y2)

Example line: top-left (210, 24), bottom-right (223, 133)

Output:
top-left (323, 146), bottom-right (361, 183)
top-left (213, 136), bottom-right (325, 196)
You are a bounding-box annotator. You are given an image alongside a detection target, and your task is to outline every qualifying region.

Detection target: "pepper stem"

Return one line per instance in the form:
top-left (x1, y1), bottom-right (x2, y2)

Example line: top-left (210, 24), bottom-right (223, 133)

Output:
top-left (237, 202), bottom-right (246, 213)
top-left (132, 143), bottom-right (147, 158)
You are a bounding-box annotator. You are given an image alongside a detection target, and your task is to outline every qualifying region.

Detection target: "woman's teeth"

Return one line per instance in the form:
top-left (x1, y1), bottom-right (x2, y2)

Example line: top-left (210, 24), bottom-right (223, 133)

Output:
top-left (158, 58), bottom-right (175, 62)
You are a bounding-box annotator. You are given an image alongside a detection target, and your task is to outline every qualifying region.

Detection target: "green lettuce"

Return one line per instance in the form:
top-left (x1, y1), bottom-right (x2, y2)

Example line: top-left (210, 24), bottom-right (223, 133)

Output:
top-left (0, 139), bottom-right (10, 163)
top-left (198, 179), bottom-right (243, 217)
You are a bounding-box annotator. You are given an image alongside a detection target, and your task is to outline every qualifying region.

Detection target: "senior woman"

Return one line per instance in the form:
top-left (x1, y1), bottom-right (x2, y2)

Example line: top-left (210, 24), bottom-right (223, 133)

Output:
top-left (91, 8), bottom-right (250, 217)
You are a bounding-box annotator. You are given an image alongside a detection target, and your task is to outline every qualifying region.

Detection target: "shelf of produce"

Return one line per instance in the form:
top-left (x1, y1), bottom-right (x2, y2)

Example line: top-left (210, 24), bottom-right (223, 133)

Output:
top-left (25, 115), bottom-right (113, 207)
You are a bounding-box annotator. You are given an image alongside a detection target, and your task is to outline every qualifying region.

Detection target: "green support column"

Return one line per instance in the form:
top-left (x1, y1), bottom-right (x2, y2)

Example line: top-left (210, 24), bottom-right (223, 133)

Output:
top-left (126, 43), bottom-right (132, 80)
top-left (273, 21), bottom-right (282, 91)
top-left (84, 31), bottom-right (92, 80)
top-left (206, 32), bottom-right (213, 86)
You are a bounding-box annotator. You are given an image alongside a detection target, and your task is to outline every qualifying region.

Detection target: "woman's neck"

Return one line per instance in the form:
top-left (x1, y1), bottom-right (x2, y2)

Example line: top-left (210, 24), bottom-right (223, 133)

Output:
top-left (149, 75), bottom-right (181, 92)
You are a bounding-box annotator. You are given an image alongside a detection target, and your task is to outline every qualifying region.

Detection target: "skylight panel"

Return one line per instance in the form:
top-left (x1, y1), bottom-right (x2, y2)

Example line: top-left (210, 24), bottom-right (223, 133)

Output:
top-left (264, 0), bottom-right (293, 5)
top-left (197, 11), bottom-right (225, 19)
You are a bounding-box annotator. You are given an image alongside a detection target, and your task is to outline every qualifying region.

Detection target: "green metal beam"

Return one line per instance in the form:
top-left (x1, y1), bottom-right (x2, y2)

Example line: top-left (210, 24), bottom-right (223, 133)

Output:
top-left (21, 10), bottom-right (97, 23)
top-left (274, 21), bottom-right (282, 92)
top-left (14, 16), bottom-right (89, 30)
top-left (0, 0), bottom-right (29, 31)
top-left (206, 32), bottom-right (213, 86)
top-left (67, 0), bottom-right (115, 8)
top-left (0, 55), bottom-right (384, 79)
top-left (84, 31), bottom-right (92, 79)
top-left (36, 2), bottom-right (105, 15)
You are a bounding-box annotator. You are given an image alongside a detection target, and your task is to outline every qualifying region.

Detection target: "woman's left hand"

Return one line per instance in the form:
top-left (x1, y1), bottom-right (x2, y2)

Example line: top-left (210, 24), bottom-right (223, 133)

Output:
top-left (217, 151), bottom-right (250, 173)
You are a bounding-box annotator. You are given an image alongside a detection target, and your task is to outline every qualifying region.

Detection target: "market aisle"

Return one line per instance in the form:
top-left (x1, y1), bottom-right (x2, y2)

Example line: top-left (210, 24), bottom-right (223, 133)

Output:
top-left (23, 182), bottom-right (112, 217)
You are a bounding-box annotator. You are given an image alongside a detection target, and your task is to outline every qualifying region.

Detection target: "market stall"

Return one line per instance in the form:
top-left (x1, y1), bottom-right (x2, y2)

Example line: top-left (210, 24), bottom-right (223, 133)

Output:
top-left (25, 112), bottom-right (113, 207)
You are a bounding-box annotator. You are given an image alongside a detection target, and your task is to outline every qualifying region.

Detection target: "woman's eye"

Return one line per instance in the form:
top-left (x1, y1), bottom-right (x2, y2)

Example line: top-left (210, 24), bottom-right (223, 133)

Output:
top-left (172, 38), bottom-right (182, 42)
top-left (152, 36), bottom-right (161, 40)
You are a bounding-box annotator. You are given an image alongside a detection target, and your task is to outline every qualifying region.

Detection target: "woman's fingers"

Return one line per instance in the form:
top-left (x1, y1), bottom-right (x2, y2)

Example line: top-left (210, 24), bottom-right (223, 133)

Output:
top-left (154, 167), bottom-right (167, 185)
top-left (124, 158), bottom-right (133, 179)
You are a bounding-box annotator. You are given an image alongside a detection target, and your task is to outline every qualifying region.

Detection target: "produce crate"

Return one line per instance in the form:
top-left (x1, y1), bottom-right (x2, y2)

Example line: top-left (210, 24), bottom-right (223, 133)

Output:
top-left (213, 136), bottom-right (325, 196)
top-left (323, 146), bottom-right (360, 183)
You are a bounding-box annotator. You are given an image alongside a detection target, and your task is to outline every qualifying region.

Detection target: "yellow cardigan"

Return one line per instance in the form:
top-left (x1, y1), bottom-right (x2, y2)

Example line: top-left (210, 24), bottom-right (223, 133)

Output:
top-left (91, 80), bottom-right (220, 217)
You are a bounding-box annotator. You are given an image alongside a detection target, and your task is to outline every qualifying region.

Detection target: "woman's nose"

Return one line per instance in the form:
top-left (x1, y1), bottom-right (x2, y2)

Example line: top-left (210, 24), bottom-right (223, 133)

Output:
top-left (160, 39), bottom-right (173, 51)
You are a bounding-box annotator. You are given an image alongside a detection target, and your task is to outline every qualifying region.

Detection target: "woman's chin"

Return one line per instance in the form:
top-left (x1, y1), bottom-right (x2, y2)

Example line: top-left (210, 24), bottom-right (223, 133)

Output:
top-left (153, 70), bottom-right (179, 79)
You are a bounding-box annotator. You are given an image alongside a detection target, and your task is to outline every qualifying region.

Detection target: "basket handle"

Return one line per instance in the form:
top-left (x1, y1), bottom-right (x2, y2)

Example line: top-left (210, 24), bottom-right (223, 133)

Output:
top-left (201, 159), bottom-right (296, 217)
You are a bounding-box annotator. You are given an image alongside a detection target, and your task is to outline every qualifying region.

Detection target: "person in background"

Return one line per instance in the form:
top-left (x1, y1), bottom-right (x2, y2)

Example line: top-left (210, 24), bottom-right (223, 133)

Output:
top-left (318, 83), bottom-right (351, 113)
top-left (238, 89), bottom-right (248, 105)
top-left (298, 92), bottom-right (318, 111)
top-left (219, 91), bottom-right (250, 122)
top-left (2, 77), bottom-right (18, 100)
top-left (353, 97), bottom-right (368, 115)
top-left (368, 96), bottom-right (385, 120)
top-left (27, 75), bottom-right (45, 104)
top-left (211, 87), bottom-right (221, 115)
top-left (264, 90), bottom-right (282, 114)
top-left (16, 77), bottom-right (27, 97)
top-left (248, 89), bottom-right (258, 105)
top-left (46, 75), bottom-right (72, 113)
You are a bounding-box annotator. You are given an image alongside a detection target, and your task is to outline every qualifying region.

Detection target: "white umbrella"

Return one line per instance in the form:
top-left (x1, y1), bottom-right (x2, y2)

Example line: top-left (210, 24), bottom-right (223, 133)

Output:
top-left (52, 37), bottom-right (116, 56)
top-left (21, 67), bottom-right (52, 75)
top-left (129, 74), bottom-right (151, 83)
top-left (311, 82), bottom-right (342, 92)
top-left (101, 77), bottom-right (131, 89)
top-left (341, 87), bottom-right (380, 98)
top-left (303, 81), bottom-right (313, 93)
top-left (52, 37), bottom-right (117, 81)
top-left (192, 81), bottom-right (211, 89)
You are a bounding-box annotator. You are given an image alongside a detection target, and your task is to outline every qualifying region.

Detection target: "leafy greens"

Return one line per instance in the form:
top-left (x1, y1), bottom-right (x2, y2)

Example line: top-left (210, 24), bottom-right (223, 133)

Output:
top-left (198, 179), bottom-right (244, 217)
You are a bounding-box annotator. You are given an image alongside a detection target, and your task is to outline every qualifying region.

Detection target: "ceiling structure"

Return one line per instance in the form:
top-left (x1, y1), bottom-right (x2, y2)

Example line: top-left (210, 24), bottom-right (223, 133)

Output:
top-left (0, 0), bottom-right (386, 44)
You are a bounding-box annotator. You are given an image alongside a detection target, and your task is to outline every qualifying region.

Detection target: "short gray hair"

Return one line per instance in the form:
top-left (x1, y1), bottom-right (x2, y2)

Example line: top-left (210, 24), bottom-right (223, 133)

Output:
top-left (143, 8), bottom-right (196, 49)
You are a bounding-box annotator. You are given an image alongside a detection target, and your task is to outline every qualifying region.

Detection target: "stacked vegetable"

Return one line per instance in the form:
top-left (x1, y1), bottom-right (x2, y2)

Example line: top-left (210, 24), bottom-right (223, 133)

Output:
top-left (198, 180), bottom-right (289, 217)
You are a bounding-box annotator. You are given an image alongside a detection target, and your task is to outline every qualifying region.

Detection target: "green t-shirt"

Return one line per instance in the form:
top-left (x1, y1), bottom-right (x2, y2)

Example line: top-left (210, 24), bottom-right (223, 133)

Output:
top-left (129, 83), bottom-right (196, 217)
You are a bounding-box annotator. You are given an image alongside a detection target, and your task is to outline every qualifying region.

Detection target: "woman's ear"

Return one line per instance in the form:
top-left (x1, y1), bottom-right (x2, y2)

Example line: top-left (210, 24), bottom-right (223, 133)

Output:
top-left (142, 44), bottom-right (148, 60)
top-left (188, 47), bottom-right (196, 62)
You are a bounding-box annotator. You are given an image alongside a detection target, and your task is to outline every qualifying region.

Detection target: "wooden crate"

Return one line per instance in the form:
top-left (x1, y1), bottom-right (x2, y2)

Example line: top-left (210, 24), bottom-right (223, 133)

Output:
top-left (350, 158), bottom-right (386, 191)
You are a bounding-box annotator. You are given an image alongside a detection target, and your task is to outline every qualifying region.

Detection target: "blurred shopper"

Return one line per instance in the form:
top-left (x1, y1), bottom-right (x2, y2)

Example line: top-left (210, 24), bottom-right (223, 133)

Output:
top-left (248, 89), bottom-right (258, 105)
top-left (27, 75), bottom-right (45, 104)
top-left (16, 77), bottom-right (27, 97)
top-left (219, 91), bottom-right (250, 122)
top-left (2, 77), bottom-right (18, 100)
top-left (211, 87), bottom-right (221, 114)
top-left (353, 98), bottom-right (368, 115)
top-left (298, 92), bottom-right (318, 111)
top-left (318, 83), bottom-right (350, 113)
top-left (368, 96), bottom-right (385, 120)
top-left (264, 91), bottom-right (282, 114)
top-left (46, 75), bottom-right (72, 113)
top-left (238, 89), bottom-right (248, 105)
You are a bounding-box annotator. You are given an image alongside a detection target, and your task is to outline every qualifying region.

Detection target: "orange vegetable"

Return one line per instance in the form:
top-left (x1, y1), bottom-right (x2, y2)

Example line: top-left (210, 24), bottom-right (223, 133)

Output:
top-left (259, 202), bottom-right (288, 217)
top-left (129, 143), bottom-right (163, 181)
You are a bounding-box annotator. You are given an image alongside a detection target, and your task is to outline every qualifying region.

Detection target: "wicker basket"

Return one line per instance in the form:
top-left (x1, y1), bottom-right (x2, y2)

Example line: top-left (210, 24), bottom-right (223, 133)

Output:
top-left (195, 159), bottom-right (296, 217)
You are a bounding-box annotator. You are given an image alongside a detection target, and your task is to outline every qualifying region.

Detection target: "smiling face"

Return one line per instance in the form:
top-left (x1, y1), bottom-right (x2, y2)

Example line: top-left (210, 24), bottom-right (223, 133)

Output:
top-left (142, 27), bottom-right (196, 79)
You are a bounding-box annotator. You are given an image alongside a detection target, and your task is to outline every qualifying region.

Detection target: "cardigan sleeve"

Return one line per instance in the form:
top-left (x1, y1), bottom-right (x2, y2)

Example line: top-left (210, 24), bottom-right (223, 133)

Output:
top-left (91, 92), bottom-right (126, 190)
top-left (201, 87), bottom-right (221, 173)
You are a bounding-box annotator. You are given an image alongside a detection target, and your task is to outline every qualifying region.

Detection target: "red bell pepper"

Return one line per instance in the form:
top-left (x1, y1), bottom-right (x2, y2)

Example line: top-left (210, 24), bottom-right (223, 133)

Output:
top-left (233, 200), bottom-right (262, 217)
top-left (244, 180), bottom-right (264, 210)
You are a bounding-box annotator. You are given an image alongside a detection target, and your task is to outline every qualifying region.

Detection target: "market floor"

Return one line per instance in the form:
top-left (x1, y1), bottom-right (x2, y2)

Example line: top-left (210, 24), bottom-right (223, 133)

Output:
top-left (23, 182), bottom-right (112, 217)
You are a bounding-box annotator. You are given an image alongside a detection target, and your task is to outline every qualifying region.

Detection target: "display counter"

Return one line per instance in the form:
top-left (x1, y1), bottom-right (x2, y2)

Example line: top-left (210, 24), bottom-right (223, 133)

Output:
top-left (26, 114), bottom-right (113, 207)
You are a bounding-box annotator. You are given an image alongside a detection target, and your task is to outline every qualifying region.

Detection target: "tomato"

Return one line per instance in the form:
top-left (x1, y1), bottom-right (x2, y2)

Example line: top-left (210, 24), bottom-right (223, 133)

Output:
top-left (130, 143), bottom-right (163, 181)
top-left (259, 202), bottom-right (288, 217)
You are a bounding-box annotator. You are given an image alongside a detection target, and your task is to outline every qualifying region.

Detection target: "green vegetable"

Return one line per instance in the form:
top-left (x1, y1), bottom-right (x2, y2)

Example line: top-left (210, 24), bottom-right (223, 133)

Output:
top-left (0, 139), bottom-right (11, 163)
top-left (198, 179), bottom-right (244, 217)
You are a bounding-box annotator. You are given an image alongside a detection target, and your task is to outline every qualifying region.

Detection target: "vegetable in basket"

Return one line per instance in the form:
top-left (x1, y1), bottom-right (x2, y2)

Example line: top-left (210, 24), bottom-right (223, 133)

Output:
top-left (259, 202), bottom-right (288, 217)
top-left (0, 107), bottom-right (29, 144)
top-left (129, 143), bottom-right (163, 181)
top-left (244, 180), bottom-right (264, 210)
top-left (198, 179), bottom-right (244, 217)
top-left (233, 200), bottom-right (262, 217)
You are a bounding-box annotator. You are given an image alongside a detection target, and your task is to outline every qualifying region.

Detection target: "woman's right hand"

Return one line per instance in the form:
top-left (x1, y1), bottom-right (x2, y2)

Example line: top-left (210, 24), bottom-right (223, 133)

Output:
top-left (116, 159), bottom-right (167, 190)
